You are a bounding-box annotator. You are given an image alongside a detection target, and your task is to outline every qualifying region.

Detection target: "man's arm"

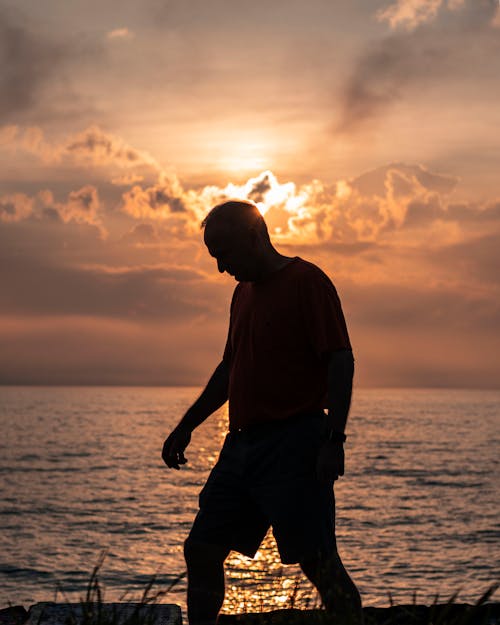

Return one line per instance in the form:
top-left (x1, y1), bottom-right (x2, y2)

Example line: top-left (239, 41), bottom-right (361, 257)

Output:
top-left (316, 349), bottom-right (354, 481)
top-left (162, 360), bottom-right (229, 469)
top-left (326, 348), bottom-right (354, 435)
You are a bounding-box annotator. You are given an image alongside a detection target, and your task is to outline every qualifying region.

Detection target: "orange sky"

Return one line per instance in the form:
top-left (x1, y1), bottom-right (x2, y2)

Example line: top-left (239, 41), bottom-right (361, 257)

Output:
top-left (1, 0), bottom-right (499, 388)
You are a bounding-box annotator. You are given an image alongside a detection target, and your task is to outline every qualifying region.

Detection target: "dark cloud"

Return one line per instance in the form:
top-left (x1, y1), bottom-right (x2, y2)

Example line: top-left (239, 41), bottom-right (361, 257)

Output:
top-left (0, 192), bottom-right (32, 222)
top-left (446, 200), bottom-right (500, 223)
top-left (0, 185), bottom-right (104, 228)
top-left (67, 133), bottom-right (135, 159)
top-left (350, 163), bottom-right (458, 197)
top-left (151, 189), bottom-right (185, 212)
top-left (69, 186), bottom-right (94, 210)
top-left (122, 223), bottom-right (160, 245)
top-left (346, 280), bottom-right (499, 331)
top-left (0, 8), bottom-right (67, 121)
top-left (351, 318), bottom-right (499, 388)
top-left (40, 206), bottom-right (62, 222)
top-left (65, 126), bottom-right (156, 168)
top-left (336, 0), bottom-right (500, 132)
top-left (0, 8), bottom-right (103, 123)
top-left (404, 195), bottom-right (443, 226)
top-left (150, 0), bottom-right (329, 33)
top-left (282, 239), bottom-right (379, 256)
top-left (248, 172), bottom-right (273, 203)
top-left (0, 315), bottom-right (227, 386)
top-left (342, 277), bottom-right (500, 388)
top-left (121, 180), bottom-right (188, 219)
top-left (430, 232), bottom-right (500, 286)
top-left (0, 255), bottom-right (222, 321)
top-left (0, 200), bottom-right (15, 217)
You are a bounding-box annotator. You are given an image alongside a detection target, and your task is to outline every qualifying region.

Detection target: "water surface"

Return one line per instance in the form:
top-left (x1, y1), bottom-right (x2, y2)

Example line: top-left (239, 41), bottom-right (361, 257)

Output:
top-left (1, 386), bottom-right (498, 613)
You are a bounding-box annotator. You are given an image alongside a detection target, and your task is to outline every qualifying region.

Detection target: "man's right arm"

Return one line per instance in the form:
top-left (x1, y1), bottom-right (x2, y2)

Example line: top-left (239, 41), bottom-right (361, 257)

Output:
top-left (162, 360), bottom-right (229, 469)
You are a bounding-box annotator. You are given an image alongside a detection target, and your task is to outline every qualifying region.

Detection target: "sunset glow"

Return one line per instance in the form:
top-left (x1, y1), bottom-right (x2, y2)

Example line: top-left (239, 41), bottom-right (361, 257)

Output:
top-left (0, 0), bottom-right (498, 388)
top-left (217, 147), bottom-right (271, 175)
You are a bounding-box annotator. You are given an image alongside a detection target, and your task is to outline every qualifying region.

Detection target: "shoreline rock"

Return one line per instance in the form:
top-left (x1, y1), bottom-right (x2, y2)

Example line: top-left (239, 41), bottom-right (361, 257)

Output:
top-left (0, 604), bottom-right (181, 625)
top-left (1, 602), bottom-right (499, 625)
top-left (219, 602), bottom-right (500, 623)
top-left (0, 607), bottom-right (27, 625)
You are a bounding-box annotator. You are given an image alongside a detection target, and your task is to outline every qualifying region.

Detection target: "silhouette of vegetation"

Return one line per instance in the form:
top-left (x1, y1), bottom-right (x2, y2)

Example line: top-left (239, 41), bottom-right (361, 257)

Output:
top-left (27, 554), bottom-right (498, 625)
top-left (41, 551), bottom-right (186, 625)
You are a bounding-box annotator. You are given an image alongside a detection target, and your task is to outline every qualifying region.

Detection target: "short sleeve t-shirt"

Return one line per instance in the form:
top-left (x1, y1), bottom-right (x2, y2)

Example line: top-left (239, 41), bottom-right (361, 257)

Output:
top-left (223, 256), bottom-right (351, 430)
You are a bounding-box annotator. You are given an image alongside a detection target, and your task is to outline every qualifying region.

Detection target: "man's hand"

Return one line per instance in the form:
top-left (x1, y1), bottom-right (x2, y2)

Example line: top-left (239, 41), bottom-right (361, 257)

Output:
top-left (316, 440), bottom-right (345, 482)
top-left (162, 425), bottom-right (192, 470)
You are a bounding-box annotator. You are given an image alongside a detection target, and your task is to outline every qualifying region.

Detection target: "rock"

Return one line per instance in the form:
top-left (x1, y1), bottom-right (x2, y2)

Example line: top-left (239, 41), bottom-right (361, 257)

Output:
top-left (26, 603), bottom-right (182, 625)
top-left (0, 607), bottom-right (29, 625)
top-left (218, 602), bottom-right (500, 624)
top-left (364, 602), bottom-right (500, 624)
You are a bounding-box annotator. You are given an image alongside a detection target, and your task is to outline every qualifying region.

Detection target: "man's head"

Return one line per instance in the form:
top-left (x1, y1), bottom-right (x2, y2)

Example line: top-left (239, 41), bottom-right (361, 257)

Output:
top-left (202, 200), bottom-right (272, 282)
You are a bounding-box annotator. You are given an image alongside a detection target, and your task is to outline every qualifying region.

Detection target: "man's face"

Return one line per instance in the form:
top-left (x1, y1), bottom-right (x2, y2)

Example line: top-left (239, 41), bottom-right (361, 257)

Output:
top-left (204, 221), bottom-right (260, 282)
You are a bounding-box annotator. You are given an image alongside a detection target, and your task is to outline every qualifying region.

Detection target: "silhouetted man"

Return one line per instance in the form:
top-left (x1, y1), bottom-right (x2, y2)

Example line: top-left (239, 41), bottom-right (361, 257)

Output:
top-left (162, 200), bottom-right (362, 625)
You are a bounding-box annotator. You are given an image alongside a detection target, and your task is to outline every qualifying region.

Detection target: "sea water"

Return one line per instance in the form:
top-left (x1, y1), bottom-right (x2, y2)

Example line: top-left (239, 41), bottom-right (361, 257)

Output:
top-left (0, 386), bottom-right (498, 613)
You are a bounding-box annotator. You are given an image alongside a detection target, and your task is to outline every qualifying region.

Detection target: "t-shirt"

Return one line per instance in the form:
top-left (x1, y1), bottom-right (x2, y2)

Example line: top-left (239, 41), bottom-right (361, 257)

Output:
top-left (222, 256), bottom-right (351, 430)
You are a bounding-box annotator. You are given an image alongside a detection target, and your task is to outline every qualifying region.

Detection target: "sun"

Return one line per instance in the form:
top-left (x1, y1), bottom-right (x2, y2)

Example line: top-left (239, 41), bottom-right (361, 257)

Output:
top-left (220, 152), bottom-right (269, 174)
top-left (206, 131), bottom-right (276, 175)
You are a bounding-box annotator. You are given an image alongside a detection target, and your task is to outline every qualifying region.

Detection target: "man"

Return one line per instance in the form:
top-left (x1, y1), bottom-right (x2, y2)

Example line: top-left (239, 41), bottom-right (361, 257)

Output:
top-left (162, 200), bottom-right (362, 625)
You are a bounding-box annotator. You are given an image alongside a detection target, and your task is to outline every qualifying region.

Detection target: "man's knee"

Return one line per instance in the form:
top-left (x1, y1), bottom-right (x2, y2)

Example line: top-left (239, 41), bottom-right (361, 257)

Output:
top-left (299, 549), bottom-right (341, 580)
top-left (184, 537), bottom-right (230, 569)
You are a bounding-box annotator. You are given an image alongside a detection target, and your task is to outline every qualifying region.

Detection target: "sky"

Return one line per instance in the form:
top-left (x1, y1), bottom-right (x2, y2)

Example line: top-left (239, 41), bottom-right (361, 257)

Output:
top-left (1, 0), bottom-right (499, 388)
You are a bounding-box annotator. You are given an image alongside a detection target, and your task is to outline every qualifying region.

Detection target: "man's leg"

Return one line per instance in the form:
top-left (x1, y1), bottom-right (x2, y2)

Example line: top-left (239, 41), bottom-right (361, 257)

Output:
top-left (300, 550), bottom-right (363, 624)
top-left (184, 538), bottom-right (231, 625)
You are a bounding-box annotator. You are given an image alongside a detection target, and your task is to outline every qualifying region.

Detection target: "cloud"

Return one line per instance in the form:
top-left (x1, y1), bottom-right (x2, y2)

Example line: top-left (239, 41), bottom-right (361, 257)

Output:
top-left (64, 125), bottom-right (160, 170)
top-left (193, 165), bottom-right (493, 250)
top-left (350, 163), bottom-right (458, 197)
top-left (1, 151), bottom-right (495, 254)
top-left (247, 172), bottom-right (273, 203)
top-left (1, 159), bottom-right (498, 388)
top-left (0, 8), bottom-right (103, 123)
top-left (121, 177), bottom-right (192, 227)
top-left (342, 276), bottom-right (500, 388)
top-left (0, 185), bottom-right (104, 235)
top-left (337, 0), bottom-right (500, 132)
top-left (193, 165), bottom-right (462, 246)
top-left (121, 223), bottom-right (160, 246)
top-left (0, 193), bottom-right (33, 223)
top-left (494, 6), bottom-right (500, 27)
top-left (430, 232), bottom-right (500, 286)
top-left (0, 8), bottom-right (68, 120)
top-left (0, 124), bottom-right (54, 161)
top-left (38, 186), bottom-right (101, 226)
top-left (376, 0), bottom-right (464, 31)
top-left (60, 186), bottom-right (101, 226)
top-left (0, 315), bottom-right (227, 386)
top-left (0, 124), bottom-right (18, 145)
top-left (0, 254), bottom-right (223, 321)
top-left (0, 125), bottom-right (162, 204)
top-left (2, 125), bottom-right (469, 250)
top-left (111, 173), bottom-right (145, 186)
top-left (106, 28), bottom-right (135, 40)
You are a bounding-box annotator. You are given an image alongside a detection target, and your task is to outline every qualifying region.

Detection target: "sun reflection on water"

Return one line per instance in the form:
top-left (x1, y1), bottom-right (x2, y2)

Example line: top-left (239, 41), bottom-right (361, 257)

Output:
top-left (221, 526), bottom-right (320, 613)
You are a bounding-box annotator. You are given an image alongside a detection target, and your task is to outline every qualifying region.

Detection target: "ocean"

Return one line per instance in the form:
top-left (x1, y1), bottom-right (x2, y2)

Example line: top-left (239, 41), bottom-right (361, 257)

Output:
top-left (0, 386), bottom-right (498, 615)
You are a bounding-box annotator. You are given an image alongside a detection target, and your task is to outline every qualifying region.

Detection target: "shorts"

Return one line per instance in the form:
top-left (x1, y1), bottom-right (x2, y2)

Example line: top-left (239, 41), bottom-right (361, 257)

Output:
top-left (187, 412), bottom-right (336, 564)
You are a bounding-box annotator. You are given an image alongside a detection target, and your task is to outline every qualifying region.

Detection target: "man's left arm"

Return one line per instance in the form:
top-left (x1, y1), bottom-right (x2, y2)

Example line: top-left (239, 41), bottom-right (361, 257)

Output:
top-left (316, 348), bottom-right (354, 482)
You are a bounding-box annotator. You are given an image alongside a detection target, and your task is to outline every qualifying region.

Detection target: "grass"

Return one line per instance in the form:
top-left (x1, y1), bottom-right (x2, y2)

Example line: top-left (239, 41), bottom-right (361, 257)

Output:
top-left (30, 554), bottom-right (498, 625)
top-left (38, 551), bottom-right (185, 625)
